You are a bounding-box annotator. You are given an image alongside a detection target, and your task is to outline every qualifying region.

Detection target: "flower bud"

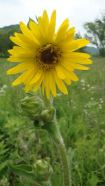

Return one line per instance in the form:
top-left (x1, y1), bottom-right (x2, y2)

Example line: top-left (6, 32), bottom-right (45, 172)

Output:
top-left (21, 94), bottom-right (44, 120)
top-left (34, 159), bottom-right (53, 181)
top-left (41, 107), bottom-right (55, 123)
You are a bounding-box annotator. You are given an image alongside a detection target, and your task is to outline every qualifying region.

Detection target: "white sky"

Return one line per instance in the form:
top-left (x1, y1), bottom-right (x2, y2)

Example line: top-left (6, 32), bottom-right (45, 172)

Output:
top-left (0, 0), bottom-right (105, 34)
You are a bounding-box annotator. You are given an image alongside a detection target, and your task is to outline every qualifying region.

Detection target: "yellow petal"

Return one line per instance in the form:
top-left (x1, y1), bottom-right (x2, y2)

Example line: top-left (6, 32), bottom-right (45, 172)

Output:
top-left (23, 69), bottom-right (35, 84)
top-left (66, 27), bottom-right (75, 40)
top-left (12, 73), bottom-right (25, 86)
top-left (47, 10), bottom-right (56, 42)
top-left (33, 75), bottom-right (43, 92)
top-left (24, 84), bottom-right (33, 92)
top-left (15, 33), bottom-right (38, 49)
top-left (69, 71), bottom-right (79, 81)
top-left (7, 57), bottom-right (34, 63)
top-left (57, 27), bottom-right (75, 46)
top-left (71, 64), bottom-right (89, 70)
top-left (24, 75), bottom-right (43, 92)
top-left (53, 70), bottom-right (68, 95)
top-left (61, 58), bottom-right (92, 71)
top-left (62, 39), bottom-right (89, 52)
top-left (58, 64), bottom-right (78, 81)
top-left (10, 35), bottom-right (26, 49)
top-left (29, 20), bottom-right (41, 40)
top-left (12, 68), bottom-right (36, 86)
top-left (38, 10), bottom-right (49, 40)
top-left (43, 74), bottom-right (50, 99)
top-left (10, 33), bottom-right (36, 50)
top-left (47, 71), bottom-right (57, 97)
top-left (61, 60), bottom-right (73, 71)
top-left (42, 10), bottom-right (49, 27)
top-left (65, 52), bottom-right (91, 59)
top-left (30, 70), bottom-right (42, 85)
top-left (55, 64), bottom-right (66, 79)
top-left (9, 52), bottom-right (34, 60)
top-left (56, 19), bottom-right (69, 42)
top-left (7, 62), bottom-right (34, 74)
top-left (64, 78), bottom-right (71, 85)
top-left (19, 22), bottom-right (40, 45)
top-left (8, 46), bottom-right (34, 58)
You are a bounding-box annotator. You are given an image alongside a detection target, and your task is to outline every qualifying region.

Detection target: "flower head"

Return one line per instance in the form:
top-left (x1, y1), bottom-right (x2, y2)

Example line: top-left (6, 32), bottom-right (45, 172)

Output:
top-left (7, 10), bottom-right (92, 98)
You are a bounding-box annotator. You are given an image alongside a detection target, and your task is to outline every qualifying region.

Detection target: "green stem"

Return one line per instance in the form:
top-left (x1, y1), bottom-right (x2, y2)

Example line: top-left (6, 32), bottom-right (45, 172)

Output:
top-left (42, 95), bottom-right (71, 186)
top-left (48, 120), bottom-right (71, 186)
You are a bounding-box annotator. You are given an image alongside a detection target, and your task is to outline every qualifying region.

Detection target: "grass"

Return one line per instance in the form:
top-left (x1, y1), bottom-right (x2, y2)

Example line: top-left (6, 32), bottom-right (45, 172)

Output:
top-left (0, 57), bottom-right (105, 186)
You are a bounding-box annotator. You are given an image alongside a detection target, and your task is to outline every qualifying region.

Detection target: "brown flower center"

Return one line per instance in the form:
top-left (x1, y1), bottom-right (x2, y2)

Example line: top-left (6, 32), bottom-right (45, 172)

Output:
top-left (36, 44), bottom-right (61, 70)
top-left (40, 45), bottom-right (58, 64)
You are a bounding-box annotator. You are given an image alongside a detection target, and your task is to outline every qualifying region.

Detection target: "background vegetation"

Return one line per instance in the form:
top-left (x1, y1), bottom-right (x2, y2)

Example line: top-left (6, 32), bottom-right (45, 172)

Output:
top-left (1, 13), bottom-right (105, 58)
top-left (0, 12), bottom-right (105, 186)
top-left (84, 13), bottom-right (105, 56)
top-left (0, 25), bottom-right (19, 57)
top-left (0, 57), bottom-right (105, 186)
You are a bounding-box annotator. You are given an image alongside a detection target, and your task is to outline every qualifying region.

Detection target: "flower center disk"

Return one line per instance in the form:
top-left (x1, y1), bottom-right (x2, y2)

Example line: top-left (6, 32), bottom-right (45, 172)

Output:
top-left (41, 46), bottom-right (57, 64)
top-left (36, 44), bottom-right (61, 70)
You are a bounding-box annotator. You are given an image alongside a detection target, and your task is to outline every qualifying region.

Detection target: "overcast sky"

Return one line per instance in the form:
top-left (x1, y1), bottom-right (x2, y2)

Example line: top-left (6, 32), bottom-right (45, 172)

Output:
top-left (0, 0), bottom-right (105, 34)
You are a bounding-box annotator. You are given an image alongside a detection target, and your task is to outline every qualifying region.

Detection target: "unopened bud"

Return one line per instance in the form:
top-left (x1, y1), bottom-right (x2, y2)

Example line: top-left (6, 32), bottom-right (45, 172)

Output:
top-left (34, 159), bottom-right (53, 181)
top-left (21, 94), bottom-right (44, 120)
top-left (41, 107), bottom-right (55, 122)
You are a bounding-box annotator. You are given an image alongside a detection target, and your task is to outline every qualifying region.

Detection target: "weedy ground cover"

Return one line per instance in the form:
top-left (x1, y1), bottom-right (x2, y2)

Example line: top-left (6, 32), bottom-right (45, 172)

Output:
top-left (0, 57), bottom-right (105, 186)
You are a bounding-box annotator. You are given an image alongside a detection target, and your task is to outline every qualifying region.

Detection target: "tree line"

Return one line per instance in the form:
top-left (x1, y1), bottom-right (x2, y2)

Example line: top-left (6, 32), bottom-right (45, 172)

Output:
top-left (0, 13), bottom-right (105, 57)
top-left (0, 25), bottom-right (19, 57)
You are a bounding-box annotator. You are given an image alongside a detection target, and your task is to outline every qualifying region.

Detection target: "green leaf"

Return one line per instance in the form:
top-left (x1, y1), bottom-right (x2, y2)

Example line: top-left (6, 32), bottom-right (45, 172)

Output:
top-left (9, 164), bottom-right (35, 180)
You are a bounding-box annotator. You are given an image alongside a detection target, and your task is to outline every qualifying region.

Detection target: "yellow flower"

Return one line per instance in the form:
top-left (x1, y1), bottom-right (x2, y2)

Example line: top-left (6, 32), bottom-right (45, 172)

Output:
top-left (7, 10), bottom-right (92, 98)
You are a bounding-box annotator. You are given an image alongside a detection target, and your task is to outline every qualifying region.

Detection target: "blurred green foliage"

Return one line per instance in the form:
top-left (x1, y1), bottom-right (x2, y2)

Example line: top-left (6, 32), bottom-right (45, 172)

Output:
top-left (0, 57), bottom-right (105, 185)
top-left (84, 13), bottom-right (105, 56)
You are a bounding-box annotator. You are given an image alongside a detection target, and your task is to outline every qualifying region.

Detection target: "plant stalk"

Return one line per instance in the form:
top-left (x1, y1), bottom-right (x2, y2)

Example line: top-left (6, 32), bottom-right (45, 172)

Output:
top-left (48, 120), bottom-right (71, 186)
top-left (43, 96), bottom-right (71, 186)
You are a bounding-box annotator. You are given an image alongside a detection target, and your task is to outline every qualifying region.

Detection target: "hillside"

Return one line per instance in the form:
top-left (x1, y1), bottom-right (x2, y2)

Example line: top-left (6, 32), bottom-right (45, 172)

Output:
top-left (0, 24), bottom-right (19, 34)
top-left (85, 46), bottom-right (99, 56)
top-left (0, 25), bottom-right (19, 57)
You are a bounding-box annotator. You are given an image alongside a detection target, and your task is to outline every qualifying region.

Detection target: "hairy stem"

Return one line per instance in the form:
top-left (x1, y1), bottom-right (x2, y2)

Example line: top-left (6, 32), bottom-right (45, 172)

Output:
top-left (48, 121), bottom-right (71, 186)
top-left (43, 96), bottom-right (71, 186)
